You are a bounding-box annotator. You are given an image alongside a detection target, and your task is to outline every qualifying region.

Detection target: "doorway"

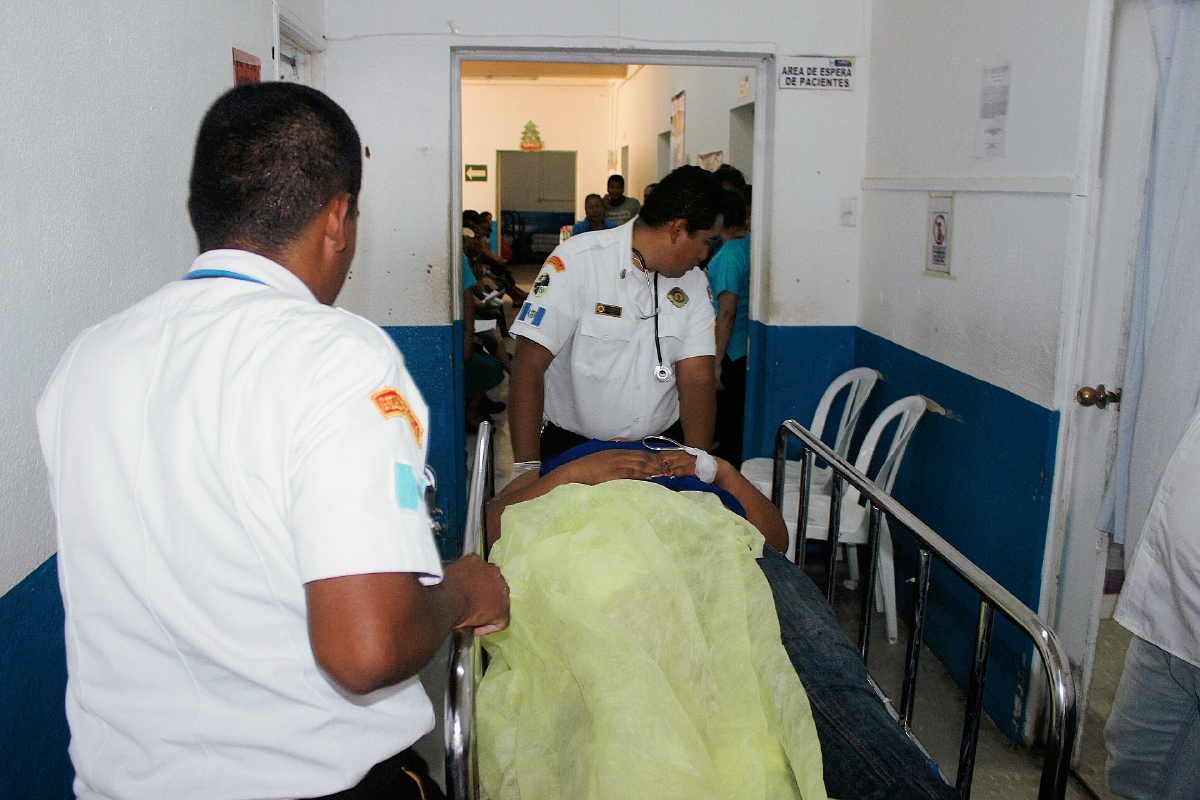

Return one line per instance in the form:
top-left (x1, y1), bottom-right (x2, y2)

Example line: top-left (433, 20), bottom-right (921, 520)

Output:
top-left (497, 150), bottom-right (577, 265)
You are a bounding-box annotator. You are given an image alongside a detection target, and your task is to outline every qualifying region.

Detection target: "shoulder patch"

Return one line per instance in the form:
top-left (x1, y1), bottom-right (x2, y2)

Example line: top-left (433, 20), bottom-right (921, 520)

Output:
top-left (517, 302), bottom-right (546, 326)
top-left (667, 287), bottom-right (689, 308)
top-left (532, 272), bottom-right (551, 296)
top-left (371, 388), bottom-right (425, 447)
top-left (546, 255), bottom-right (566, 272)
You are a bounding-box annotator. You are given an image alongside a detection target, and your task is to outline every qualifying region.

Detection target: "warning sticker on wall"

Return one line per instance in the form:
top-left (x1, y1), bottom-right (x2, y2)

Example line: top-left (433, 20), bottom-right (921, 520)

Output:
top-left (926, 194), bottom-right (954, 275)
top-left (778, 57), bottom-right (854, 90)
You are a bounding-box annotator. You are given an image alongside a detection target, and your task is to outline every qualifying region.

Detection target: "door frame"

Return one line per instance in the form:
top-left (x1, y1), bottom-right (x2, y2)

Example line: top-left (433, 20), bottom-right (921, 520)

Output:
top-left (449, 46), bottom-right (776, 340)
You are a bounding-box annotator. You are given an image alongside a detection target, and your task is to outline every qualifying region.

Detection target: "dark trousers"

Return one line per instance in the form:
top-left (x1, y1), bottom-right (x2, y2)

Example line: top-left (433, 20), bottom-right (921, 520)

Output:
top-left (757, 548), bottom-right (957, 800)
top-left (540, 419), bottom-right (686, 462)
top-left (713, 354), bottom-right (747, 468)
top-left (307, 749), bottom-right (445, 800)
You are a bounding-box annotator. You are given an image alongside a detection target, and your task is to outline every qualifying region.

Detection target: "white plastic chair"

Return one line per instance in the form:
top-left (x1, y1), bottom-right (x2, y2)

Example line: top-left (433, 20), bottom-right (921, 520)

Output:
top-left (741, 367), bottom-right (879, 496)
top-left (779, 395), bottom-right (928, 643)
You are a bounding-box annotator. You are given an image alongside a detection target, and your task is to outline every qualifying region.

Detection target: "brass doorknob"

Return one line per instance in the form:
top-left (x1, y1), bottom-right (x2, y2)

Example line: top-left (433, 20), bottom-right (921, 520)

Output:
top-left (1077, 384), bottom-right (1122, 409)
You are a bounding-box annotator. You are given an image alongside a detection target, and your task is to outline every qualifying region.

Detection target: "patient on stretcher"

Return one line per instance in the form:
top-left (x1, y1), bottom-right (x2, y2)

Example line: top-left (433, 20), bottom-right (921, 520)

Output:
top-left (480, 440), bottom-right (957, 800)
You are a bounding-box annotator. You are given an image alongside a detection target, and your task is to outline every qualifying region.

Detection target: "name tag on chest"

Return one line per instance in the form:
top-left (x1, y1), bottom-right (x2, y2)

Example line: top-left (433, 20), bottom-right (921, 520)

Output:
top-left (594, 303), bottom-right (623, 318)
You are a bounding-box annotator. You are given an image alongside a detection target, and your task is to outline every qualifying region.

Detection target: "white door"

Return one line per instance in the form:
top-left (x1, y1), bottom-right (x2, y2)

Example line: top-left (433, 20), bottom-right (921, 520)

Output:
top-left (1049, 0), bottom-right (1156, 760)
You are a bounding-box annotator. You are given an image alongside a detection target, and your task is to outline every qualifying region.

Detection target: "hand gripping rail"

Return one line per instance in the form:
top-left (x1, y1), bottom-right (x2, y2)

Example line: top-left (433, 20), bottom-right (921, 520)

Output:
top-left (773, 419), bottom-right (1077, 800)
top-left (445, 421), bottom-right (492, 800)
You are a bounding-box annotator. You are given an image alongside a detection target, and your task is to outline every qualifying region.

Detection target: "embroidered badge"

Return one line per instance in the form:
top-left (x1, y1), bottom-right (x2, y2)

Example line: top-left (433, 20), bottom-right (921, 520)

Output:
top-left (519, 303), bottom-right (546, 326)
top-left (667, 287), bottom-right (689, 308)
top-left (546, 255), bottom-right (566, 272)
top-left (595, 303), bottom-right (623, 318)
top-left (395, 462), bottom-right (422, 512)
top-left (371, 388), bottom-right (425, 447)
top-left (532, 272), bottom-right (551, 296)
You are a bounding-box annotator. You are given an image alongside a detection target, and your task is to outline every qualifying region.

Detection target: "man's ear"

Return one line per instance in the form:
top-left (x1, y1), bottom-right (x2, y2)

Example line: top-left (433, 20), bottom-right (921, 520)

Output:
top-left (323, 192), bottom-right (354, 253)
top-left (668, 218), bottom-right (689, 244)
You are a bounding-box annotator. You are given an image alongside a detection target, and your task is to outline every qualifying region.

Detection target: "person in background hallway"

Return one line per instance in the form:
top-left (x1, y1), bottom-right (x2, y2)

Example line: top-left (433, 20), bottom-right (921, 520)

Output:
top-left (602, 173), bottom-right (641, 226)
top-left (644, 182), bottom-right (658, 200)
top-left (507, 165), bottom-right (724, 475)
top-left (1105, 403), bottom-right (1200, 800)
top-left (707, 189), bottom-right (751, 468)
top-left (35, 82), bottom-right (509, 800)
top-left (571, 193), bottom-right (617, 236)
top-left (477, 211), bottom-right (528, 305)
top-left (713, 163), bottom-right (748, 196)
top-left (463, 228), bottom-right (507, 431)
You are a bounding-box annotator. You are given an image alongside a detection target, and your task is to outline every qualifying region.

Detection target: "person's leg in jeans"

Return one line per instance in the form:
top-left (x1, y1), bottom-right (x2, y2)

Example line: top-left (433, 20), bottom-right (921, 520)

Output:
top-left (757, 547), bottom-right (957, 800)
top-left (1105, 635), bottom-right (1200, 799)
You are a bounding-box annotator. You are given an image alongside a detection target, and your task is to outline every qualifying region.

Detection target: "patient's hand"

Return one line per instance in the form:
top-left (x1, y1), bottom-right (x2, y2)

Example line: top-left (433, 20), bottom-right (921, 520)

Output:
top-left (660, 450), bottom-right (698, 478)
top-left (562, 449), bottom-right (675, 484)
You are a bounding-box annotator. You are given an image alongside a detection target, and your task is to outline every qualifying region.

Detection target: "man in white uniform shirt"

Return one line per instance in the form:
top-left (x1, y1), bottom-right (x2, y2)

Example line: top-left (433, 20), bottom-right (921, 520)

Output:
top-left (37, 83), bottom-right (508, 800)
top-left (1105, 404), bottom-right (1200, 800)
top-left (508, 166), bottom-right (724, 468)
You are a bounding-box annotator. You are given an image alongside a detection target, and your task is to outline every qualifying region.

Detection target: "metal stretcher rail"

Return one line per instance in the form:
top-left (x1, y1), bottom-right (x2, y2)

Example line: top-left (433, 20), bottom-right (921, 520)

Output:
top-left (772, 419), bottom-right (1077, 800)
top-left (443, 419), bottom-right (1077, 800)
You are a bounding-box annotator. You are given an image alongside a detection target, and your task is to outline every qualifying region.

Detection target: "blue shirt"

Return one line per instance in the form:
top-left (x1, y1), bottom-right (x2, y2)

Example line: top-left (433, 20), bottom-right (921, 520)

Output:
top-left (571, 218), bottom-right (617, 236)
top-left (706, 236), bottom-right (751, 361)
top-left (462, 254), bottom-right (477, 292)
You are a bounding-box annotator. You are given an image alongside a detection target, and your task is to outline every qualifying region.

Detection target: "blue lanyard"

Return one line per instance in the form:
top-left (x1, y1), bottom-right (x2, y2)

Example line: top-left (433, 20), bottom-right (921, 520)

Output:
top-left (184, 269), bottom-right (268, 286)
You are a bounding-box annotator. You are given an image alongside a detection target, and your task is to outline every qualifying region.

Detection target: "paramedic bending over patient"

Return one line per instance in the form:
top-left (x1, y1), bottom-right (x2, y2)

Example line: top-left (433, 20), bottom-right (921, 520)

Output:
top-left (507, 166), bottom-right (725, 471)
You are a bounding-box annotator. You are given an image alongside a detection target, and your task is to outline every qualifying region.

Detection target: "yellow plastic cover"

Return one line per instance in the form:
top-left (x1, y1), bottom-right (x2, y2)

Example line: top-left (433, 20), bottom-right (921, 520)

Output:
top-left (478, 480), bottom-right (829, 800)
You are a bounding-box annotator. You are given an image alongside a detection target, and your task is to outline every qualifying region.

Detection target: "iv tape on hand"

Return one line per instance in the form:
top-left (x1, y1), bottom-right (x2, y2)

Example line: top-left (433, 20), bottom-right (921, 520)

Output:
top-left (681, 446), bottom-right (718, 484)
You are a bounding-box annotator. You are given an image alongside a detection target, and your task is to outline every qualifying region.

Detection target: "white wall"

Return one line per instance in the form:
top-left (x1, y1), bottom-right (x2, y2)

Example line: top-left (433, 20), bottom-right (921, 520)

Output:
top-left (0, 2), bottom-right (286, 595)
top-left (614, 65), bottom-right (757, 202)
top-left (858, 0), bottom-right (1095, 407)
top-left (460, 81), bottom-right (613, 219)
top-left (323, 0), bottom-right (871, 329)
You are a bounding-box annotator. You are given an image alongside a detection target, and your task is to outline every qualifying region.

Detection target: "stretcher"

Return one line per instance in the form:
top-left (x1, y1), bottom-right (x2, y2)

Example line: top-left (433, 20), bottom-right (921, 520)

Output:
top-left (445, 420), bottom-right (1077, 800)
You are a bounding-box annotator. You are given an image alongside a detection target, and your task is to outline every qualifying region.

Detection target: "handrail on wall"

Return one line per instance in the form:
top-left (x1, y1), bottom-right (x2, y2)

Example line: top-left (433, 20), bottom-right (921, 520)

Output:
top-left (772, 419), bottom-right (1077, 800)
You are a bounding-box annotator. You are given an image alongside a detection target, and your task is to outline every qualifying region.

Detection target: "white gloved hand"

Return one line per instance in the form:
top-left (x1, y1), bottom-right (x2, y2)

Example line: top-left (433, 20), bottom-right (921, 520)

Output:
top-left (681, 446), bottom-right (718, 484)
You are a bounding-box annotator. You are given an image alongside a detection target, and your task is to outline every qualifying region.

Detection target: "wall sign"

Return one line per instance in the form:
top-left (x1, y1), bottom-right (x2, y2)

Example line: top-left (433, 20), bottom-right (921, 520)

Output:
top-left (519, 121), bottom-right (543, 151)
top-left (670, 91), bottom-right (687, 169)
top-left (464, 164), bottom-right (488, 182)
top-left (975, 62), bottom-right (1011, 159)
top-left (926, 194), bottom-right (954, 276)
top-left (778, 56), bottom-right (854, 90)
top-left (232, 48), bottom-right (261, 85)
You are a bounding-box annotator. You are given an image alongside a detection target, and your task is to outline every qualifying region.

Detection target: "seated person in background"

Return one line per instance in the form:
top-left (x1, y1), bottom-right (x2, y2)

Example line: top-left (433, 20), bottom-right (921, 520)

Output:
top-left (602, 173), bottom-right (641, 226)
top-left (570, 193), bottom-right (617, 236)
top-left (708, 189), bottom-right (751, 468)
top-left (477, 211), bottom-right (528, 305)
top-left (483, 440), bottom-right (958, 800)
top-left (463, 230), bottom-right (506, 430)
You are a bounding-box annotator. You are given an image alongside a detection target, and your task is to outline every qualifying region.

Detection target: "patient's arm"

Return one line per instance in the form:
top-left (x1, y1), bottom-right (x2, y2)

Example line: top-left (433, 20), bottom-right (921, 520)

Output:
top-left (486, 449), bottom-right (789, 553)
top-left (486, 449), bottom-right (673, 545)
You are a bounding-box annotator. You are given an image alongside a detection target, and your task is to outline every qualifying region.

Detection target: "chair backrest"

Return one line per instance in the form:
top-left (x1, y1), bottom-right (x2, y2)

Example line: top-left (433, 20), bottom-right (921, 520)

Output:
top-left (809, 367), bottom-right (880, 459)
top-left (845, 395), bottom-right (928, 505)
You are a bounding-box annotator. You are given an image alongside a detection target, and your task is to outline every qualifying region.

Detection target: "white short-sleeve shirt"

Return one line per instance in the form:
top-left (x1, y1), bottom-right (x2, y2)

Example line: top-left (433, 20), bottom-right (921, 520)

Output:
top-left (37, 250), bottom-right (445, 800)
top-left (1115, 404), bottom-right (1200, 668)
top-left (511, 221), bottom-right (716, 441)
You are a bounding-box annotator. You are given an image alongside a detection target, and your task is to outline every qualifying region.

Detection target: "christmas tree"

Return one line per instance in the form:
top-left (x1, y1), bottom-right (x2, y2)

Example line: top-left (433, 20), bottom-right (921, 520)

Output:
top-left (519, 121), bottom-right (544, 151)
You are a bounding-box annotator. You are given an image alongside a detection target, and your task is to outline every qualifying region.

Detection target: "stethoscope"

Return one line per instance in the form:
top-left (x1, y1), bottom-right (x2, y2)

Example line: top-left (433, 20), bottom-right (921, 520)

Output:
top-left (631, 247), bottom-right (672, 383)
top-left (642, 434), bottom-right (684, 451)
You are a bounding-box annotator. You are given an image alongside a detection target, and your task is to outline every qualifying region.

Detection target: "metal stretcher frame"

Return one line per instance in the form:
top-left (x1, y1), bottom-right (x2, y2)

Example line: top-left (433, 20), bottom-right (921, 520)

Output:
top-left (443, 419), bottom-right (1077, 800)
top-left (772, 419), bottom-right (1077, 800)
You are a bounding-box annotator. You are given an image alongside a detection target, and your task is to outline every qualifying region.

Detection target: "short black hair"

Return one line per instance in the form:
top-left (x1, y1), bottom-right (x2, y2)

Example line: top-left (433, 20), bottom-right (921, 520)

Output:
top-left (713, 164), bottom-right (747, 192)
top-left (607, 174), bottom-right (625, 186)
top-left (721, 188), bottom-right (748, 229)
top-left (584, 193), bottom-right (603, 203)
top-left (189, 82), bottom-right (362, 256)
top-left (463, 209), bottom-right (482, 226)
top-left (637, 166), bottom-right (724, 232)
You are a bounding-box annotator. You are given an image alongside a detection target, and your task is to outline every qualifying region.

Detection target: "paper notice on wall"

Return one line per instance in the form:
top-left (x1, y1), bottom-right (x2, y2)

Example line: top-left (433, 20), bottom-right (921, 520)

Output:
top-left (974, 62), bottom-right (1010, 159)
top-left (670, 91), bottom-right (687, 169)
top-left (232, 48), bottom-right (261, 86)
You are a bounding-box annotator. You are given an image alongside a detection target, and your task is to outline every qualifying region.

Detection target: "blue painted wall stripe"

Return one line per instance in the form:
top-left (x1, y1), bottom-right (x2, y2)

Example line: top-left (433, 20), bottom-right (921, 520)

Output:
top-left (0, 556), bottom-right (73, 798)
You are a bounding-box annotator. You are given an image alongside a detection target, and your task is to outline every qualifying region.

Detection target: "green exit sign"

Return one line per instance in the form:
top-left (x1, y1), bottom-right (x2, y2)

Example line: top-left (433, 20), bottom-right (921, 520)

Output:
top-left (465, 164), bottom-right (488, 182)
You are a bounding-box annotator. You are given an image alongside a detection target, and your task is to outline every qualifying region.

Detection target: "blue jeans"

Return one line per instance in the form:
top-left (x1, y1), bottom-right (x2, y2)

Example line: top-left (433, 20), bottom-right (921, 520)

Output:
top-left (757, 547), bottom-right (957, 800)
top-left (1105, 635), bottom-right (1200, 800)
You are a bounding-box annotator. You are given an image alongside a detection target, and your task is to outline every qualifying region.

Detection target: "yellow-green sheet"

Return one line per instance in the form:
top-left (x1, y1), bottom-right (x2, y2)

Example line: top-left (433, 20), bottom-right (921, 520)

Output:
top-left (478, 480), bottom-right (829, 800)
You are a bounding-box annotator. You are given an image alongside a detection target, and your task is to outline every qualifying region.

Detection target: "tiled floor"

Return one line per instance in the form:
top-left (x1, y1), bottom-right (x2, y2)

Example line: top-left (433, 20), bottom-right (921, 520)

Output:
top-left (413, 264), bottom-right (1115, 798)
